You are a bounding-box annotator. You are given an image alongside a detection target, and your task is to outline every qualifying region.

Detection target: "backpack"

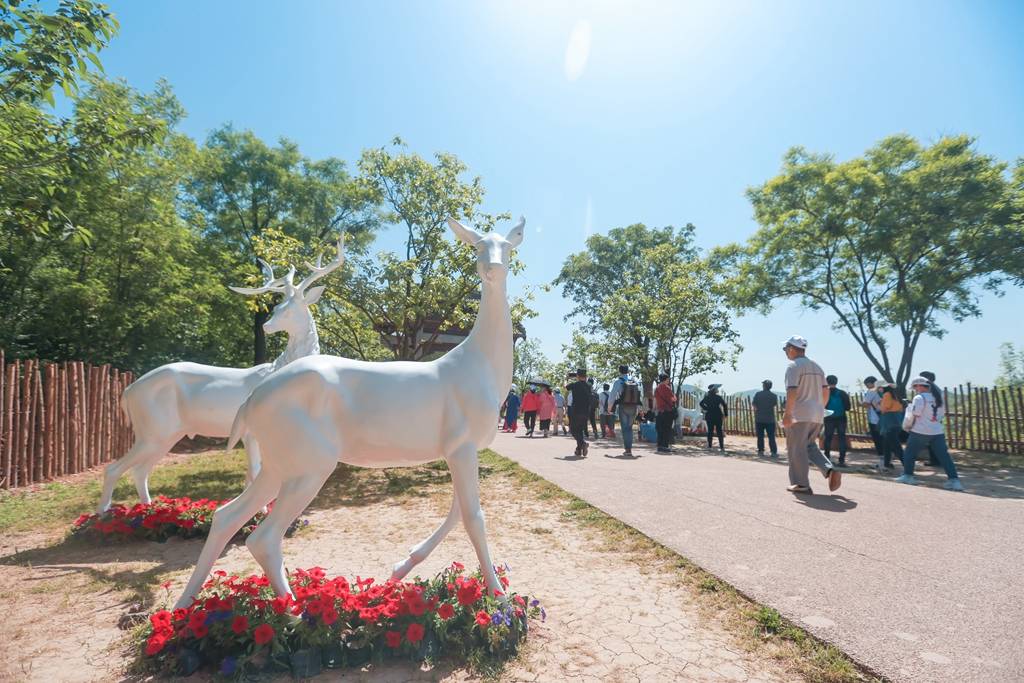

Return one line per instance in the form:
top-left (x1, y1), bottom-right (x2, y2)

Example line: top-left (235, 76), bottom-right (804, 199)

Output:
top-left (590, 389), bottom-right (600, 412)
top-left (620, 380), bottom-right (641, 407)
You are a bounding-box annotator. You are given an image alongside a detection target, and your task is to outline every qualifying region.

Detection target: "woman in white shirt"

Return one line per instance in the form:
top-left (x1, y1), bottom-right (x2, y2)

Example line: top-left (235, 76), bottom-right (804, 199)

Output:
top-left (894, 377), bottom-right (963, 491)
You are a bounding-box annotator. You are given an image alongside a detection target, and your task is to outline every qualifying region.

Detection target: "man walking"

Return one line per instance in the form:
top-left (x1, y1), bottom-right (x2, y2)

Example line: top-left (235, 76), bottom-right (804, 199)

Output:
top-left (781, 335), bottom-right (842, 494)
top-left (752, 379), bottom-right (779, 457)
top-left (608, 365), bottom-right (642, 457)
top-left (587, 378), bottom-right (600, 438)
top-left (823, 375), bottom-right (852, 467)
top-left (861, 376), bottom-right (884, 459)
top-left (599, 383), bottom-right (616, 437)
top-left (654, 373), bottom-right (677, 454)
top-left (566, 368), bottom-right (592, 457)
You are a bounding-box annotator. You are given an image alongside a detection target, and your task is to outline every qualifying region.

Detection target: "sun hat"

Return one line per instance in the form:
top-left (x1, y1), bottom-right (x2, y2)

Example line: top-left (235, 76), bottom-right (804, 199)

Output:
top-left (782, 335), bottom-right (808, 349)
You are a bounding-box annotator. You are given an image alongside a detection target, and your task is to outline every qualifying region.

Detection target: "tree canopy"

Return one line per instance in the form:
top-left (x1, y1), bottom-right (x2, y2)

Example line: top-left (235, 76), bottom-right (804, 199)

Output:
top-left (716, 134), bottom-right (1022, 388)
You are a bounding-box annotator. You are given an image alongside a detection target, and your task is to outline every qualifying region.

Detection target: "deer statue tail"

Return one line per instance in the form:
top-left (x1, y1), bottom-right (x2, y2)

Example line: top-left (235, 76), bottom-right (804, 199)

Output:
top-left (227, 399), bottom-right (251, 451)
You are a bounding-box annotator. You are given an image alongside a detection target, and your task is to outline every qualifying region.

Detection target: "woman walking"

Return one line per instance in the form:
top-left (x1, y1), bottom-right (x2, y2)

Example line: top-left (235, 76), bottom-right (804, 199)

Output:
top-left (895, 377), bottom-right (964, 491)
top-left (876, 383), bottom-right (903, 471)
top-left (538, 386), bottom-right (556, 437)
top-left (502, 385), bottom-right (521, 432)
top-left (521, 385), bottom-right (540, 437)
top-left (700, 384), bottom-right (728, 451)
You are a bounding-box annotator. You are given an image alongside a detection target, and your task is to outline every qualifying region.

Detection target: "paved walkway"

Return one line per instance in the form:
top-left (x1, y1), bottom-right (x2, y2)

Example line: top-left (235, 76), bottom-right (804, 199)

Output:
top-left (490, 430), bottom-right (1024, 683)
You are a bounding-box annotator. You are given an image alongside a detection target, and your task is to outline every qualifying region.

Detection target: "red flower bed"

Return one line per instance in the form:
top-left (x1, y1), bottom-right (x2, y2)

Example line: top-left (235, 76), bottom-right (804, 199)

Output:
top-left (138, 562), bottom-right (543, 678)
top-left (72, 496), bottom-right (307, 543)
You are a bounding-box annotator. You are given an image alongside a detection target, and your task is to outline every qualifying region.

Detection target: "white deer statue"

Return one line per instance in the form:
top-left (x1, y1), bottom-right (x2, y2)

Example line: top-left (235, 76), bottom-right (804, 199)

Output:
top-left (97, 236), bottom-right (345, 513)
top-left (174, 216), bottom-right (524, 609)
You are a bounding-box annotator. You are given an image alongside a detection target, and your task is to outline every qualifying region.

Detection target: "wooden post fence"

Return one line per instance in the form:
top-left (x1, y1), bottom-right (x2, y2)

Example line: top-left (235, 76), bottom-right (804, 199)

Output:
top-left (0, 354), bottom-right (134, 489)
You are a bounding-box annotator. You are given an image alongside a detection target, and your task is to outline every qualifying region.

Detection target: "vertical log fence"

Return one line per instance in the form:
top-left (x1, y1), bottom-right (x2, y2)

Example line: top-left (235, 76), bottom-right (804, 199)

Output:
top-left (0, 352), bottom-right (134, 489)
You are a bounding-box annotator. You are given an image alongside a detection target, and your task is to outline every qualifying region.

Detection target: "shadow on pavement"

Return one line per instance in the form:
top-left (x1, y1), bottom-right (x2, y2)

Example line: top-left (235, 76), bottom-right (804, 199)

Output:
top-left (792, 494), bottom-right (858, 512)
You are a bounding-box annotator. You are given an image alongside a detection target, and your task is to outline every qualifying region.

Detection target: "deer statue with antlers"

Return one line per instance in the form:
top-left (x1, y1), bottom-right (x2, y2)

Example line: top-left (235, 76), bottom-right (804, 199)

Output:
top-left (96, 235), bottom-right (345, 513)
top-left (174, 217), bottom-right (524, 609)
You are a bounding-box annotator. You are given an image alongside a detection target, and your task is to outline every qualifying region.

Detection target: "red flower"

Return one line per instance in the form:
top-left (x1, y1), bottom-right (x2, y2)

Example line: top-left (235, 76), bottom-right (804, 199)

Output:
top-left (475, 610), bottom-right (490, 627)
top-left (456, 578), bottom-right (482, 606)
top-left (322, 607), bottom-right (339, 625)
top-left (499, 576), bottom-right (510, 589)
top-left (150, 610), bottom-right (172, 629)
top-left (253, 623), bottom-right (275, 645)
top-left (270, 596), bottom-right (290, 615)
top-left (513, 595), bottom-right (526, 607)
top-left (191, 623), bottom-right (209, 638)
top-left (407, 594), bottom-right (428, 616)
top-left (145, 633), bottom-right (167, 656)
top-left (188, 609), bottom-right (207, 629)
top-left (437, 603), bottom-right (455, 620)
top-left (231, 615), bottom-right (249, 634)
top-left (406, 622), bottom-right (425, 643)
top-left (384, 630), bottom-right (402, 648)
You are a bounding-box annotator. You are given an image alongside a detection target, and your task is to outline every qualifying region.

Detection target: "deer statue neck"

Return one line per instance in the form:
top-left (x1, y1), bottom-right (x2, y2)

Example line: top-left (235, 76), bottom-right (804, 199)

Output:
top-left (463, 276), bottom-right (512, 399)
top-left (273, 315), bottom-right (320, 371)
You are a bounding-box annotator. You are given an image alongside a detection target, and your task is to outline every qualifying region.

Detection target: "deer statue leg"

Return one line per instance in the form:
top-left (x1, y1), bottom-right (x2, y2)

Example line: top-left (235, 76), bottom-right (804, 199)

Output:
top-left (242, 436), bottom-right (262, 487)
top-left (447, 444), bottom-right (504, 600)
top-left (247, 466), bottom-right (333, 597)
top-left (98, 435), bottom-right (179, 513)
top-left (174, 470), bottom-right (281, 610)
top-left (391, 490), bottom-right (460, 581)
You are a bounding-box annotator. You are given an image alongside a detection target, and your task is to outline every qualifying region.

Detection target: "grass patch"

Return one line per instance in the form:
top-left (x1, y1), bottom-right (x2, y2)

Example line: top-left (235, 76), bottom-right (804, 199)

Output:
top-left (479, 449), bottom-right (885, 683)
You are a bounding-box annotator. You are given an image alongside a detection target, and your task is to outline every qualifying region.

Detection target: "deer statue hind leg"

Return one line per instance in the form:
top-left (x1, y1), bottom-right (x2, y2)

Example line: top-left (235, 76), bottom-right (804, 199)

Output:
top-left (98, 434), bottom-right (181, 513)
top-left (174, 469), bottom-right (281, 609)
top-left (391, 490), bottom-right (460, 581)
top-left (447, 444), bottom-right (504, 601)
top-left (246, 465), bottom-right (334, 597)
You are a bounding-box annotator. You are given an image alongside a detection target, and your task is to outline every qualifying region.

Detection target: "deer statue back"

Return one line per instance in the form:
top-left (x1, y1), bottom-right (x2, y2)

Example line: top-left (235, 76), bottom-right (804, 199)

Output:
top-left (174, 217), bottom-right (524, 609)
top-left (96, 236), bottom-right (345, 513)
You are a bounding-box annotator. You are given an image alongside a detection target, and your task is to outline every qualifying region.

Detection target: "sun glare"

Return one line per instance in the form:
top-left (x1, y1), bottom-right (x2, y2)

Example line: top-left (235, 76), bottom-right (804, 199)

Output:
top-left (564, 19), bottom-right (592, 81)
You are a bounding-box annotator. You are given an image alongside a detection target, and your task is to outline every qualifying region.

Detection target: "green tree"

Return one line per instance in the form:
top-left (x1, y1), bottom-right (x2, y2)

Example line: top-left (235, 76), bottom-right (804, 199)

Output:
top-left (350, 138), bottom-right (529, 361)
top-left (186, 126), bottom-right (377, 364)
top-left (555, 223), bottom-right (740, 398)
top-left (717, 134), bottom-right (1021, 388)
top-left (996, 342), bottom-right (1024, 387)
top-left (512, 337), bottom-right (550, 390)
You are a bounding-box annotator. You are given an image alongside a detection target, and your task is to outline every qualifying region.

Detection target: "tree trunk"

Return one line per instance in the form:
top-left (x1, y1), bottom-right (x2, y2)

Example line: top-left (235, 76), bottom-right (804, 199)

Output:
top-left (253, 310), bottom-right (269, 365)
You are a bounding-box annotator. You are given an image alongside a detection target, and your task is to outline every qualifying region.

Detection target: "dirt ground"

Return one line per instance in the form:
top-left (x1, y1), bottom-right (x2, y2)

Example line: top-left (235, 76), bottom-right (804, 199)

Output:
top-left (0, 455), bottom-right (801, 682)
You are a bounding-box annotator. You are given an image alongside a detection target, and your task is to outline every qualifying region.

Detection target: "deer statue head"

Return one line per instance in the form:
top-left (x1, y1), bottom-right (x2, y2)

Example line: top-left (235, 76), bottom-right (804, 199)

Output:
top-left (229, 234), bottom-right (345, 336)
top-left (447, 216), bottom-right (525, 285)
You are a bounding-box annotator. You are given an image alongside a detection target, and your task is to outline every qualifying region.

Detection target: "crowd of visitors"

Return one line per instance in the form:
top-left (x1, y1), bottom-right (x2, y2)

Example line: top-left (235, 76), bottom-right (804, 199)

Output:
top-left (499, 333), bottom-right (965, 494)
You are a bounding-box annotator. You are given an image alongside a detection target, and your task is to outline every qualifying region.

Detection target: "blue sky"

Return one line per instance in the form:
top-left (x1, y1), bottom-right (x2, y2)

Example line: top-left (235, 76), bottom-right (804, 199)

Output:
top-left (99, 0), bottom-right (1024, 390)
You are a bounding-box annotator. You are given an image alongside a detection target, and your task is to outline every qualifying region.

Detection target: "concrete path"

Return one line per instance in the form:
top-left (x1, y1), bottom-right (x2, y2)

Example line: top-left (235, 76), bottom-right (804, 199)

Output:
top-left (490, 430), bottom-right (1024, 683)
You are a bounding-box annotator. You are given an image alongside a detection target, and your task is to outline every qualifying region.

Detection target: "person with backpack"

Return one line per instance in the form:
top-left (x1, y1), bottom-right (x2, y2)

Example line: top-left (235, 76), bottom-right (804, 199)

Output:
top-left (566, 368), bottom-right (592, 457)
top-left (607, 365), bottom-right (642, 457)
top-left (521, 385), bottom-right (540, 437)
top-left (654, 373), bottom-right (677, 454)
top-left (895, 377), bottom-right (964, 491)
top-left (877, 382), bottom-right (903, 471)
top-left (699, 384), bottom-right (728, 451)
top-left (751, 379), bottom-right (779, 457)
top-left (501, 385), bottom-right (520, 432)
top-left (823, 375), bottom-right (852, 467)
top-left (599, 382), bottom-right (616, 437)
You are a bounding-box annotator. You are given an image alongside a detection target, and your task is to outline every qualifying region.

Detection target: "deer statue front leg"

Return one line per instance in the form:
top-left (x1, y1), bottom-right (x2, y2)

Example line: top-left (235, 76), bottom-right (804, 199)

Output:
top-left (391, 490), bottom-right (460, 580)
top-left (446, 443), bottom-right (504, 600)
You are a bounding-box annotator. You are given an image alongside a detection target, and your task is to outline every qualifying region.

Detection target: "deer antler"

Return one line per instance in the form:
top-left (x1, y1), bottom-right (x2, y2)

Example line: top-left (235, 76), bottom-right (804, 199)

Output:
top-left (297, 232), bottom-right (345, 294)
top-left (229, 259), bottom-right (289, 296)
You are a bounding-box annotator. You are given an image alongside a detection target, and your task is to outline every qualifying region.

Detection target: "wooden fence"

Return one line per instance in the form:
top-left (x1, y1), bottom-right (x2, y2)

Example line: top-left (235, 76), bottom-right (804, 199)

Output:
top-left (680, 385), bottom-right (1024, 455)
top-left (0, 352), bottom-right (134, 489)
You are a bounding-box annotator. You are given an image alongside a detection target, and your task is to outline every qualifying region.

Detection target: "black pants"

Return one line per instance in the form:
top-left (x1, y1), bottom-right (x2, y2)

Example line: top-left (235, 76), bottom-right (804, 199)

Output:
top-left (539, 418), bottom-right (551, 431)
top-left (755, 421), bottom-right (778, 454)
top-left (868, 422), bottom-right (884, 456)
top-left (523, 411), bottom-right (537, 434)
top-left (655, 410), bottom-right (675, 449)
top-left (823, 416), bottom-right (847, 461)
top-left (569, 414), bottom-right (588, 453)
top-left (706, 415), bottom-right (724, 449)
top-left (588, 411), bottom-right (598, 437)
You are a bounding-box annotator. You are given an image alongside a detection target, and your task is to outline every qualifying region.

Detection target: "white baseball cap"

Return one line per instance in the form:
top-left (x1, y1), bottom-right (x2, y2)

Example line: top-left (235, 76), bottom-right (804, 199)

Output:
top-left (782, 335), bottom-right (808, 349)
top-left (910, 376), bottom-right (931, 388)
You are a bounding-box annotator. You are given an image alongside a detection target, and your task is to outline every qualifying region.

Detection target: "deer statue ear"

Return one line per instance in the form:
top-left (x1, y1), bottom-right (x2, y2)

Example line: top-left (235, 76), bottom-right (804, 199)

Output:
top-left (506, 216), bottom-right (525, 248)
top-left (303, 285), bottom-right (326, 306)
top-left (447, 217), bottom-right (484, 245)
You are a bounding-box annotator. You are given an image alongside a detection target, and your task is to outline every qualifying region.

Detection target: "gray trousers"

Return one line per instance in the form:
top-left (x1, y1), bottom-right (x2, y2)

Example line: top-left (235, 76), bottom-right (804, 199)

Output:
top-left (786, 421), bottom-right (833, 488)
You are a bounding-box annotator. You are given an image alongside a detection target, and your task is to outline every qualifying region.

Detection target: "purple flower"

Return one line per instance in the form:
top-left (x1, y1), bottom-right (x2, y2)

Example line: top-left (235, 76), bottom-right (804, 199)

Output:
top-left (219, 656), bottom-right (237, 676)
top-left (541, 607), bottom-right (547, 622)
top-left (529, 599), bottom-right (540, 607)
top-left (491, 612), bottom-right (504, 625)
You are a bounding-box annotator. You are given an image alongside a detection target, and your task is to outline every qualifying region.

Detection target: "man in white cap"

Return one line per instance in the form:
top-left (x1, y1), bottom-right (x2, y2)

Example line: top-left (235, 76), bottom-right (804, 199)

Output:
top-left (781, 335), bottom-right (842, 494)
